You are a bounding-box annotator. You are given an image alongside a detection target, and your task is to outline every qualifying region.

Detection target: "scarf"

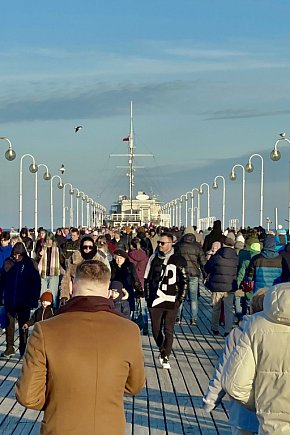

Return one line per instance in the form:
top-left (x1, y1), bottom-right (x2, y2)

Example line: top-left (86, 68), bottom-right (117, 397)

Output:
top-left (38, 245), bottom-right (60, 278)
top-left (56, 295), bottom-right (125, 318)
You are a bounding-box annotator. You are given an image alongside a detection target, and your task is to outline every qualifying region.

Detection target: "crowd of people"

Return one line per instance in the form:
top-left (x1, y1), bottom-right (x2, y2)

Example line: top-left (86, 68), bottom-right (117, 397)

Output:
top-left (1, 220), bottom-right (290, 433)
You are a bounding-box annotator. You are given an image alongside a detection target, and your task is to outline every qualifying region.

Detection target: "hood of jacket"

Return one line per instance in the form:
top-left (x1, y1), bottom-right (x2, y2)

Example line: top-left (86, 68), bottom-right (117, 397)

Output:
top-left (181, 233), bottom-right (196, 244)
top-left (218, 246), bottom-right (237, 260)
top-left (128, 249), bottom-right (148, 262)
top-left (263, 283), bottom-right (290, 326)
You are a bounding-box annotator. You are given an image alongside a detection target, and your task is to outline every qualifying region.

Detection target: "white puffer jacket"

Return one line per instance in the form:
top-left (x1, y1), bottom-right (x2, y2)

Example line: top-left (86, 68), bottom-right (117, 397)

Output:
top-left (222, 283), bottom-right (290, 435)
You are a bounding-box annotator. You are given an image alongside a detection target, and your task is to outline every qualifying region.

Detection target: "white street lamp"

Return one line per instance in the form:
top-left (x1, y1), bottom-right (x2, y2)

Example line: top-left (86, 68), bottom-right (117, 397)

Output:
top-left (245, 154), bottom-right (264, 227)
top-left (179, 194), bottom-right (186, 227)
top-left (191, 188), bottom-right (200, 227)
top-left (199, 182), bottom-right (211, 228)
top-left (270, 133), bottom-right (290, 226)
top-left (19, 154), bottom-right (38, 230)
top-left (74, 189), bottom-right (84, 228)
top-left (230, 164), bottom-right (246, 229)
top-left (50, 175), bottom-right (64, 231)
top-left (35, 163), bottom-right (51, 232)
top-left (62, 183), bottom-right (74, 228)
top-left (0, 137), bottom-right (16, 161)
top-left (185, 192), bottom-right (192, 227)
top-left (212, 175), bottom-right (226, 231)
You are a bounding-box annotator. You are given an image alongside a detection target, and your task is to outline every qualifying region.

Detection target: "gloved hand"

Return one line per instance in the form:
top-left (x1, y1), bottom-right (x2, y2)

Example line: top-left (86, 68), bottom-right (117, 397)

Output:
top-left (59, 297), bottom-right (68, 307)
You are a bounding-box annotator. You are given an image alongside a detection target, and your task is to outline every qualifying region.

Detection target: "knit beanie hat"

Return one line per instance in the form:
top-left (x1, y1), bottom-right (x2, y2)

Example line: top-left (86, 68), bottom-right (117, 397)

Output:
top-left (236, 233), bottom-right (245, 244)
top-left (250, 242), bottom-right (261, 252)
top-left (40, 291), bottom-right (53, 304)
top-left (263, 234), bottom-right (276, 249)
top-left (183, 226), bottom-right (195, 235)
top-left (114, 249), bottom-right (128, 259)
top-left (223, 237), bottom-right (235, 247)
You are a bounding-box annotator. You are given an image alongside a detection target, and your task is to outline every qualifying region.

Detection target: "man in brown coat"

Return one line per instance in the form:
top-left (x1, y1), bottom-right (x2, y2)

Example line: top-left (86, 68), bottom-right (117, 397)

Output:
top-left (16, 260), bottom-right (145, 435)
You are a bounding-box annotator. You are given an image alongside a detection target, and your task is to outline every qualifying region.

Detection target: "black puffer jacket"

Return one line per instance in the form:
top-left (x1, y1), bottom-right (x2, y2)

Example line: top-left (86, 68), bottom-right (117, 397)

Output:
top-left (176, 234), bottom-right (206, 278)
top-left (204, 247), bottom-right (238, 292)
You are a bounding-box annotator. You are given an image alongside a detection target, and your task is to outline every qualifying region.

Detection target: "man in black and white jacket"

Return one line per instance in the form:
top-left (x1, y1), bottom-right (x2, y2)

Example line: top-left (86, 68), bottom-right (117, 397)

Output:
top-left (144, 232), bottom-right (188, 369)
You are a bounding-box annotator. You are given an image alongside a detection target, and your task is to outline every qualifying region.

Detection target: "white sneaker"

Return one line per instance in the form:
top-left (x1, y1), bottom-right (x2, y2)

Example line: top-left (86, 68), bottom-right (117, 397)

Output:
top-left (162, 357), bottom-right (171, 369)
top-left (158, 353), bottom-right (164, 366)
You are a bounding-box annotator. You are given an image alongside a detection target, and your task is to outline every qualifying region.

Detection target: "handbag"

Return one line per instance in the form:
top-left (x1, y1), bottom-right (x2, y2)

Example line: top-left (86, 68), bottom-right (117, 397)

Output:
top-left (241, 280), bottom-right (254, 293)
top-left (132, 299), bottom-right (144, 330)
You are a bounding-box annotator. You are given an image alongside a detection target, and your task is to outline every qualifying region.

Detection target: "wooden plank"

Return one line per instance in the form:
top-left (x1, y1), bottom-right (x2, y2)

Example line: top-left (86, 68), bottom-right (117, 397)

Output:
top-left (0, 294), bottom-right (233, 435)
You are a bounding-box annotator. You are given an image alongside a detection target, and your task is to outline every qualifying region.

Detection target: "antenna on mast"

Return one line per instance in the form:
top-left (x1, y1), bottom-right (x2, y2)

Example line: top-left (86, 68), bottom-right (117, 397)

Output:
top-left (110, 101), bottom-right (153, 215)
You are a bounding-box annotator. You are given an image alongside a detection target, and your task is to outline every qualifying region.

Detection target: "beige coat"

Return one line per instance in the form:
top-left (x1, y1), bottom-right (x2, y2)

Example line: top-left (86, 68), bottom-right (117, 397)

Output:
top-left (222, 283), bottom-right (290, 435)
top-left (16, 299), bottom-right (145, 435)
top-left (60, 250), bottom-right (110, 299)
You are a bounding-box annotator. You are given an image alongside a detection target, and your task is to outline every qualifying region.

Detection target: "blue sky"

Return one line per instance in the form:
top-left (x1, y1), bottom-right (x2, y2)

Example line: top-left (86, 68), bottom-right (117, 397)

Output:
top-left (1, 1), bottom-right (290, 229)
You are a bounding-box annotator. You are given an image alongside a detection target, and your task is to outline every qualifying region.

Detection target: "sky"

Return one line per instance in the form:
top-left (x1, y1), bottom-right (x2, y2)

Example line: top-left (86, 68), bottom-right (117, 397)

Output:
top-left (1, 0), bottom-right (290, 229)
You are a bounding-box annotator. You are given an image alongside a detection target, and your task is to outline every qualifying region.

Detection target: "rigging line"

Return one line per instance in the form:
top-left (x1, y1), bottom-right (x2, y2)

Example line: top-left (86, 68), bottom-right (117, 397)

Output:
top-left (98, 168), bottom-right (127, 199)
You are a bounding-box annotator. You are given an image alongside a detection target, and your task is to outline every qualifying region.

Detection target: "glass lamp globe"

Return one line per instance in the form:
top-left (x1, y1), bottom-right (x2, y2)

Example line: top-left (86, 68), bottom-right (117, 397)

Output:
top-left (230, 172), bottom-right (237, 181)
top-left (69, 189), bottom-right (74, 195)
top-left (270, 149), bottom-right (281, 161)
top-left (29, 163), bottom-right (38, 173)
top-left (212, 181), bottom-right (218, 190)
top-left (245, 162), bottom-right (254, 173)
top-left (57, 182), bottom-right (64, 189)
top-left (43, 172), bottom-right (51, 181)
top-left (5, 148), bottom-right (16, 161)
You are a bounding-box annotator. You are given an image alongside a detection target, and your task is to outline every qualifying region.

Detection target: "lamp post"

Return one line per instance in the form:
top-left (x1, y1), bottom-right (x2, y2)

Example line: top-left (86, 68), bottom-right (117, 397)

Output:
top-left (74, 189), bottom-right (84, 228)
top-left (270, 133), bottom-right (290, 226)
top-left (62, 183), bottom-right (74, 228)
top-left (0, 137), bottom-right (16, 161)
top-left (179, 194), bottom-right (186, 227)
top-left (50, 175), bottom-right (64, 231)
top-left (245, 154), bottom-right (264, 227)
top-left (230, 164), bottom-right (246, 229)
top-left (35, 163), bottom-right (51, 232)
top-left (19, 154), bottom-right (38, 230)
top-left (185, 192), bottom-right (192, 227)
top-left (191, 188), bottom-right (200, 227)
top-left (199, 182), bottom-right (210, 228)
top-left (212, 175), bottom-right (226, 231)
top-left (174, 199), bottom-right (179, 227)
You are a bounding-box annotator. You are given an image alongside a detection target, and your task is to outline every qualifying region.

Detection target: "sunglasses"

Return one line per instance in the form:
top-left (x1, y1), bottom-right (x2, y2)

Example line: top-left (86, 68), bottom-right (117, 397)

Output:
top-left (83, 245), bottom-right (93, 250)
top-left (157, 241), bottom-right (171, 246)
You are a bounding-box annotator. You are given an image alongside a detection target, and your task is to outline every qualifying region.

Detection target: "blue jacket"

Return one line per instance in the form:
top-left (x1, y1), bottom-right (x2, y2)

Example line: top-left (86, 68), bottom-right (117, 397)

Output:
top-left (0, 254), bottom-right (41, 310)
top-left (245, 249), bottom-right (282, 293)
top-left (0, 245), bottom-right (12, 269)
top-left (204, 247), bottom-right (238, 292)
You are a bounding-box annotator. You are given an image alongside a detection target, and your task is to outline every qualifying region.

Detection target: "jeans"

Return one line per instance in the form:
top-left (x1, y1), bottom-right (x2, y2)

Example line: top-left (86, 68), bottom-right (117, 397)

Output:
top-left (149, 305), bottom-right (178, 357)
top-left (41, 276), bottom-right (60, 307)
top-left (140, 297), bottom-right (148, 329)
top-left (211, 292), bottom-right (234, 334)
top-left (179, 276), bottom-right (199, 320)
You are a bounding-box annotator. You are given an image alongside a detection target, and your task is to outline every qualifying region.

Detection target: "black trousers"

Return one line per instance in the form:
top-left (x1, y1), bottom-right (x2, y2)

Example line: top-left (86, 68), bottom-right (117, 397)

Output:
top-left (149, 306), bottom-right (178, 358)
top-left (5, 308), bottom-right (30, 356)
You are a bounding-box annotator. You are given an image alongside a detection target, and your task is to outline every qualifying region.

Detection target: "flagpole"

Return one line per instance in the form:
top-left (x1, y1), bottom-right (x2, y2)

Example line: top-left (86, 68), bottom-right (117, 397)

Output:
top-left (129, 100), bottom-right (134, 214)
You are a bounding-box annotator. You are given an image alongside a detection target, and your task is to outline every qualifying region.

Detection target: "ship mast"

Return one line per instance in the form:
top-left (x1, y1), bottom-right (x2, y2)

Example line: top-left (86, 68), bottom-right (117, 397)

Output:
top-left (110, 101), bottom-right (153, 215)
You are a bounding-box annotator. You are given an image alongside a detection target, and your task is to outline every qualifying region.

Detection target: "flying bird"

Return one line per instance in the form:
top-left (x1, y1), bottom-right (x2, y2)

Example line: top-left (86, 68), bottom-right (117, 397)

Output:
top-left (74, 126), bottom-right (83, 133)
top-left (280, 132), bottom-right (286, 138)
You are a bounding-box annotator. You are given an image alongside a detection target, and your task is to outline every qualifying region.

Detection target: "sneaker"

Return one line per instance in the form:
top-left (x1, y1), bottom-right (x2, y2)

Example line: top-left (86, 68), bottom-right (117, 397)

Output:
top-left (162, 356), bottom-right (171, 370)
top-left (190, 319), bottom-right (197, 325)
top-left (158, 353), bottom-right (164, 366)
top-left (1, 348), bottom-right (15, 358)
top-left (211, 328), bottom-right (220, 336)
top-left (175, 317), bottom-right (180, 324)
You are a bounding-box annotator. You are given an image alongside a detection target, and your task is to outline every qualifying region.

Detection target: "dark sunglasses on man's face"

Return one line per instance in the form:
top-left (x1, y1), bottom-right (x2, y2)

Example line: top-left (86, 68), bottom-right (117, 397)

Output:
top-left (83, 245), bottom-right (93, 250)
top-left (157, 241), bottom-right (171, 246)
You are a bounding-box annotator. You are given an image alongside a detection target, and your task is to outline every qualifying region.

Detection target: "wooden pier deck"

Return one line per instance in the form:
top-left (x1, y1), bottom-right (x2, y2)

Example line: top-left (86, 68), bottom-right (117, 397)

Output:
top-left (0, 287), bottom-right (231, 434)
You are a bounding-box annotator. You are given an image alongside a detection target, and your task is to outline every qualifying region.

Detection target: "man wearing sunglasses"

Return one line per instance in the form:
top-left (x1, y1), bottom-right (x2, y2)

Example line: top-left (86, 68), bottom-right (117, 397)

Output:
top-left (144, 232), bottom-right (189, 369)
top-left (60, 236), bottom-right (110, 305)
